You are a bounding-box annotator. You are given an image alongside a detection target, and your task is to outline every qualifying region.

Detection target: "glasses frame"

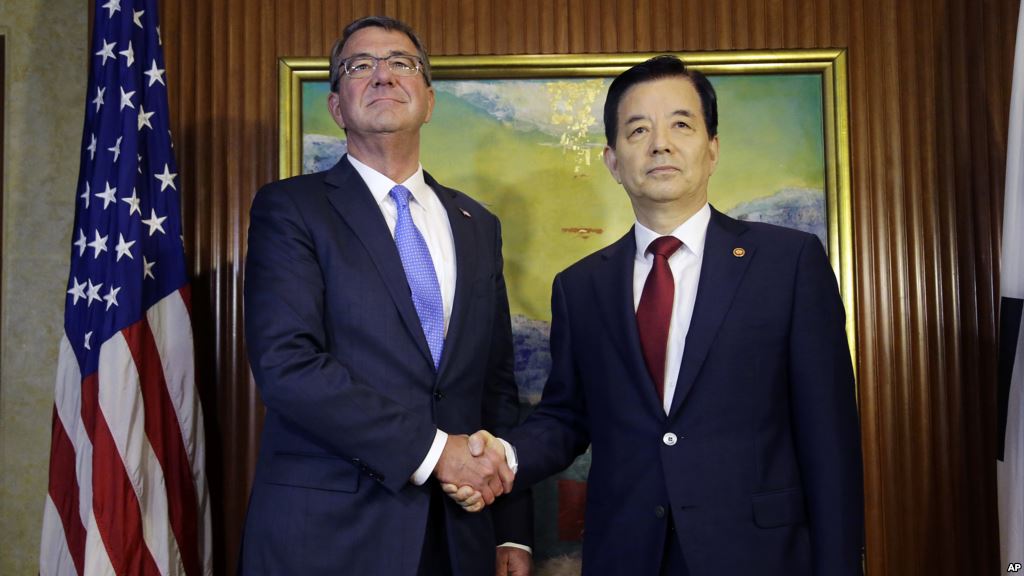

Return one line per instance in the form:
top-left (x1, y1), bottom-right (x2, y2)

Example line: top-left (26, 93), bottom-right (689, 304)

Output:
top-left (341, 53), bottom-right (425, 80)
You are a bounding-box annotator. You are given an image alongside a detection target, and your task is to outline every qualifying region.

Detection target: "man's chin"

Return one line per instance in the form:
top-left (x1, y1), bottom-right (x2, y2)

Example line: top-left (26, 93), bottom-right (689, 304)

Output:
top-left (363, 122), bottom-right (418, 136)
top-left (646, 167), bottom-right (681, 178)
top-left (631, 187), bottom-right (701, 205)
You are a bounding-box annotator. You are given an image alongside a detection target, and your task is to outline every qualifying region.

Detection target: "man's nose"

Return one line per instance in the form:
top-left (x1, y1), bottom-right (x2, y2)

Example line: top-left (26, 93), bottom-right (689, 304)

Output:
top-left (649, 124), bottom-right (672, 154)
top-left (370, 60), bottom-right (396, 85)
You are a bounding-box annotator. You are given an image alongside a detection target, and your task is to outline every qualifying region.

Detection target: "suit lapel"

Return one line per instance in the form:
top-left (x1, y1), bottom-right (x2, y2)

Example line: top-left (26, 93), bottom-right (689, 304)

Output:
top-left (427, 172), bottom-right (476, 378)
top-left (591, 230), bottom-right (667, 418)
top-left (668, 208), bottom-right (754, 418)
top-left (323, 156), bottom-right (434, 369)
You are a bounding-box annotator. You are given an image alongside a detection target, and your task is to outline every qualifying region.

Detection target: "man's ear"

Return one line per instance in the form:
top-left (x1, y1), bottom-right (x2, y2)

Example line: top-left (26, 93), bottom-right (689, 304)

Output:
top-left (707, 135), bottom-right (720, 175)
top-left (602, 145), bottom-right (621, 184)
top-left (327, 91), bottom-right (345, 130)
top-left (423, 86), bottom-right (436, 124)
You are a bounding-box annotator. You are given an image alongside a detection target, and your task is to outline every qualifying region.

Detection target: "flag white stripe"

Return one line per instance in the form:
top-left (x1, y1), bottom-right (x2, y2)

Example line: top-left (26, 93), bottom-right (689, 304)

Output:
top-left (54, 335), bottom-right (94, 531)
top-left (40, 496), bottom-right (78, 576)
top-left (148, 291), bottom-right (203, 472)
top-left (97, 332), bottom-right (181, 576)
top-left (83, 512), bottom-right (117, 576)
top-left (147, 291), bottom-right (213, 574)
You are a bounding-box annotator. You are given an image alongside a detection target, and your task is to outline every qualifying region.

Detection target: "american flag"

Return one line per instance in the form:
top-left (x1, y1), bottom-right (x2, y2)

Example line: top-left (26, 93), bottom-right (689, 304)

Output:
top-left (39, 0), bottom-right (211, 574)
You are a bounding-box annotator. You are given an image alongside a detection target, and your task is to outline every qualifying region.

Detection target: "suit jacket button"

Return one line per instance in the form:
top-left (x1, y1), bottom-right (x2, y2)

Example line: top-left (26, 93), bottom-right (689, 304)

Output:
top-left (662, 432), bottom-right (677, 446)
top-left (433, 391), bottom-right (444, 401)
top-left (654, 505), bottom-right (666, 518)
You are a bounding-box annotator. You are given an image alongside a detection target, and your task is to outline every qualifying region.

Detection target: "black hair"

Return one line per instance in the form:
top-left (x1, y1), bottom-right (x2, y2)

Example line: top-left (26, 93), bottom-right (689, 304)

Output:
top-left (603, 55), bottom-right (718, 146)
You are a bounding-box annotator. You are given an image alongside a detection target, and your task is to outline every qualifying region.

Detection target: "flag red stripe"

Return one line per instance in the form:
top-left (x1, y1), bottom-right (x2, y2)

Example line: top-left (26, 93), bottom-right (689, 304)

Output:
top-left (80, 372), bottom-right (162, 576)
top-left (47, 405), bottom-right (87, 575)
top-left (123, 320), bottom-right (202, 576)
top-left (180, 284), bottom-right (192, 316)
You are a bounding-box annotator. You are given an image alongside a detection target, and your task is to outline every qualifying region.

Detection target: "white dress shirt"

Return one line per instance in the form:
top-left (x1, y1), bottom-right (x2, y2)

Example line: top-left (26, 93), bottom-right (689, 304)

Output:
top-left (632, 203), bottom-right (711, 414)
top-left (348, 156), bottom-right (529, 553)
top-left (347, 155), bottom-right (456, 333)
top-left (346, 155), bottom-right (454, 485)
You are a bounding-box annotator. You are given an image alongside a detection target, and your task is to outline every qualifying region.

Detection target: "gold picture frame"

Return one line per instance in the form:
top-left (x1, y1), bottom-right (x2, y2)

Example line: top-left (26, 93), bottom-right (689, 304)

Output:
top-left (278, 50), bottom-right (856, 559)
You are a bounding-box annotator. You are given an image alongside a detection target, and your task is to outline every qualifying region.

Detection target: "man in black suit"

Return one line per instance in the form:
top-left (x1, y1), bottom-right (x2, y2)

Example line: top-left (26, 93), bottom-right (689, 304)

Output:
top-left (240, 15), bottom-right (531, 575)
top-left (451, 55), bottom-right (864, 576)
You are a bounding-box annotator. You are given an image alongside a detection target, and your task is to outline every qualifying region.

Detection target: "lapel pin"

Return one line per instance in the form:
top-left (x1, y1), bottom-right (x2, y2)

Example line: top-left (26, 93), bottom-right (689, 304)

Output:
top-left (459, 208), bottom-right (472, 219)
top-left (732, 247), bottom-right (746, 258)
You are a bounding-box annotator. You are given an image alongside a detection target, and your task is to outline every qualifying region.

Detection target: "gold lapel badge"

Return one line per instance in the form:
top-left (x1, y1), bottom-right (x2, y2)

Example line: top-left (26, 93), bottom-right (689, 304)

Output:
top-left (733, 247), bottom-right (746, 258)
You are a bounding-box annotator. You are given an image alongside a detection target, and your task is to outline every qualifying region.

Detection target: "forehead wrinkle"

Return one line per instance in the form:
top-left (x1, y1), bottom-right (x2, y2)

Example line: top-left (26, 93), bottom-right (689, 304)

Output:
top-left (343, 49), bottom-right (416, 60)
top-left (623, 108), bottom-right (694, 126)
top-left (623, 114), bottom-right (650, 126)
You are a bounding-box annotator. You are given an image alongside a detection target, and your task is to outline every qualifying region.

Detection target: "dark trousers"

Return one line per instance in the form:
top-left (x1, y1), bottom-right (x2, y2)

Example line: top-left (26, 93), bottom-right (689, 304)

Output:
top-left (417, 484), bottom-right (453, 576)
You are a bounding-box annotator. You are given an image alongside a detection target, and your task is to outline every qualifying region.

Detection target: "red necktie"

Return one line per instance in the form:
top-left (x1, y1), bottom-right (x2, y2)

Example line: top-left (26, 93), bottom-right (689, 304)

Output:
top-left (636, 236), bottom-right (683, 402)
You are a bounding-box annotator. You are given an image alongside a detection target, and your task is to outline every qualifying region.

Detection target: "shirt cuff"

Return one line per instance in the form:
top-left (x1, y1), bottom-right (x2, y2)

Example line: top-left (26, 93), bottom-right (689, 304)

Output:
top-left (410, 429), bottom-right (448, 486)
top-left (498, 542), bottom-right (533, 554)
top-left (498, 438), bottom-right (518, 474)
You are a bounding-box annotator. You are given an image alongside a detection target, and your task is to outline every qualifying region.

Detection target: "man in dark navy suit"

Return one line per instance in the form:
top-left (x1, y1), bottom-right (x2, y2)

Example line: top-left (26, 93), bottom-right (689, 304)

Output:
top-left (240, 16), bottom-right (531, 576)
top-left (451, 55), bottom-right (864, 575)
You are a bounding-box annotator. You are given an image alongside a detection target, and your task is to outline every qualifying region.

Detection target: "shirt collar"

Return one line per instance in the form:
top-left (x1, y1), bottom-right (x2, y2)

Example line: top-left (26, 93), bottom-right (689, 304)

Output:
top-left (346, 154), bottom-right (429, 206)
top-left (633, 202), bottom-right (712, 260)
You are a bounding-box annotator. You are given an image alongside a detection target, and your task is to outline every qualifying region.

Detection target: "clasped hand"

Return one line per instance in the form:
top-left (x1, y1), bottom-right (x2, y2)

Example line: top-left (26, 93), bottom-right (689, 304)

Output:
top-left (435, 430), bottom-right (510, 512)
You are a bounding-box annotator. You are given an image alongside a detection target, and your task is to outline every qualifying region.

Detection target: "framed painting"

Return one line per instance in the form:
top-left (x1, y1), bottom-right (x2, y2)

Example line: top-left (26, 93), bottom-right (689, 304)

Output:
top-left (278, 50), bottom-right (855, 562)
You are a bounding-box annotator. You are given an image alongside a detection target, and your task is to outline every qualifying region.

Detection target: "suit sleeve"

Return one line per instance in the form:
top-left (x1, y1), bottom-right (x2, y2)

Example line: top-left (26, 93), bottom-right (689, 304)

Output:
top-left (787, 234), bottom-right (865, 575)
top-left (482, 219), bottom-right (535, 547)
top-left (504, 273), bottom-right (592, 489)
top-left (244, 184), bottom-right (437, 494)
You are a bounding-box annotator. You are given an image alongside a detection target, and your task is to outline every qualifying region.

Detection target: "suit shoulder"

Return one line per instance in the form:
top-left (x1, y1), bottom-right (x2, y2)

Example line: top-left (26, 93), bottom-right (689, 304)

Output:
top-left (559, 231), bottom-right (633, 279)
top-left (421, 169), bottom-right (495, 220)
top-left (743, 219), bottom-right (816, 242)
top-left (255, 171), bottom-right (328, 200)
top-left (433, 183), bottom-right (502, 227)
top-left (728, 219), bottom-right (831, 276)
top-left (719, 209), bottom-right (821, 255)
top-left (250, 172), bottom-right (334, 219)
top-left (564, 247), bottom-right (613, 273)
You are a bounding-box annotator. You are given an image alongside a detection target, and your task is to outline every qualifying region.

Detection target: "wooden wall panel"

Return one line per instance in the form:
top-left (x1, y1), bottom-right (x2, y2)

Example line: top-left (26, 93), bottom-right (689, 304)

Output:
top-left (158, 0), bottom-right (1019, 573)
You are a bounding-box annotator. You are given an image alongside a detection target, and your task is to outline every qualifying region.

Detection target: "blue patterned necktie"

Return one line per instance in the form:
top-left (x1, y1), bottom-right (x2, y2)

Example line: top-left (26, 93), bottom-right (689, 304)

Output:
top-left (389, 185), bottom-right (445, 369)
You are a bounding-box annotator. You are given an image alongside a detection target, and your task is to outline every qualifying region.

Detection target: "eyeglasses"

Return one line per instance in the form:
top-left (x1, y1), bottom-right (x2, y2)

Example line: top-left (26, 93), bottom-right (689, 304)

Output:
top-left (341, 54), bottom-right (424, 79)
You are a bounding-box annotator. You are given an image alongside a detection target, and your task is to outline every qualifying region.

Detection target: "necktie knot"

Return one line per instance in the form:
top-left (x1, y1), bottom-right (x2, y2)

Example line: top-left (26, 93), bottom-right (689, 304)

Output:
top-left (648, 236), bottom-right (683, 259)
top-left (390, 185), bottom-right (412, 209)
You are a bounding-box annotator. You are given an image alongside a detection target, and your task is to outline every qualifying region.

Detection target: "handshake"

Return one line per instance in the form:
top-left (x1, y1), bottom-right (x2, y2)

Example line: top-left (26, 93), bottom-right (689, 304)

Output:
top-left (433, 430), bottom-right (513, 513)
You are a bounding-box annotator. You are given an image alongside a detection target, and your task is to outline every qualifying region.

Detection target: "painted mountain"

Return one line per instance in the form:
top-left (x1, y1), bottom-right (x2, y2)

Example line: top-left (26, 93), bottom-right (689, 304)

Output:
top-left (727, 186), bottom-right (828, 249)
